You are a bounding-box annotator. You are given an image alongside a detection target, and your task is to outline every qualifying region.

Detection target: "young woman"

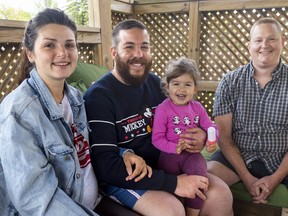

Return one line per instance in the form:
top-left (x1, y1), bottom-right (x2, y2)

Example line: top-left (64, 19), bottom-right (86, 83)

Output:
top-left (0, 8), bottom-right (141, 216)
top-left (0, 8), bottom-right (102, 215)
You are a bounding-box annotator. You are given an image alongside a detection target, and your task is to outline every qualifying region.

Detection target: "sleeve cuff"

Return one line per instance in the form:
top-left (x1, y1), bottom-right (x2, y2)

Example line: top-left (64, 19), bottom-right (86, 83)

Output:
top-left (119, 148), bottom-right (134, 157)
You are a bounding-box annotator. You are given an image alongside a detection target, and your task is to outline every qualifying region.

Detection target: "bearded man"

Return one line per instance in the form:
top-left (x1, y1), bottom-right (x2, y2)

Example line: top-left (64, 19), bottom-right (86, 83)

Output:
top-left (84, 19), bottom-right (233, 216)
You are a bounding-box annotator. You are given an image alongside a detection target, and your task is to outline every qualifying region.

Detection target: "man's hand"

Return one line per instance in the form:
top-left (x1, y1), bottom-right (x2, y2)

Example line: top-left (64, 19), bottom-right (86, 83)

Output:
top-left (179, 127), bottom-right (206, 153)
top-left (123, 151), bottom-right (152, 182)
top-left (252, 175), bottom-right (281, 204)
top-left (243, 175), bottom-right (269, 204)
top-left (174, 174), bottom-right (209, 200)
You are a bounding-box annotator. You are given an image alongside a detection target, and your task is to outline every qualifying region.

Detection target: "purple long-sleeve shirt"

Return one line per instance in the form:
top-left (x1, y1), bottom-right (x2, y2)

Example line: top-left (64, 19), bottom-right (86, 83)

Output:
top-left (152, 98), bottom-right (218, 154)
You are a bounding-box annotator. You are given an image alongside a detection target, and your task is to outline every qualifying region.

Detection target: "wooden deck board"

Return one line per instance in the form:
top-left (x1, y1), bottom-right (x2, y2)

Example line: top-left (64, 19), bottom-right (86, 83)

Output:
top-left (233, 200), bottom-right (282, 216)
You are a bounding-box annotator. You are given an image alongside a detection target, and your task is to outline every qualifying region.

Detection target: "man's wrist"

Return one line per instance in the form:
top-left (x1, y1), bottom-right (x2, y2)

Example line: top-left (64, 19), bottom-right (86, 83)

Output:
top-left (119, 148), bottom-right (134, 157)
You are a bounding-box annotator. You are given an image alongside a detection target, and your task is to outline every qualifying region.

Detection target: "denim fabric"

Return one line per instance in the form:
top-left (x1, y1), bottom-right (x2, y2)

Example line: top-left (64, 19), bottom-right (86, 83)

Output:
top-left (0, 69), bottom-right (98, 216)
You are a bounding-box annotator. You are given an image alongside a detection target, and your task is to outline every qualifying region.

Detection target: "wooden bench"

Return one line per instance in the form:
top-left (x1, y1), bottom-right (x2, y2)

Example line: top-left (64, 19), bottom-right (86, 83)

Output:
top-left (202, 149), bottom-right (288, 216)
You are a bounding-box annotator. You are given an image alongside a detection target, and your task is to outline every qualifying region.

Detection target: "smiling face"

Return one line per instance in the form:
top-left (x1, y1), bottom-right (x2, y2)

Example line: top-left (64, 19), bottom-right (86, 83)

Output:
top-left (111, 28), bottom-right (152, 85)
top-left (248, 23), bottom-right (284, 70)
top-left (167, 73), bottom-right (197, 106)
top-left (26, 23), bottom-right (78, 86)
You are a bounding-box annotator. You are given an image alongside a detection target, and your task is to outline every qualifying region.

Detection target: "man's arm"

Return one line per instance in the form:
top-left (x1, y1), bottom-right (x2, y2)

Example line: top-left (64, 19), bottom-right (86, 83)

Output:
top-left (123, 151), bottom-right (209, 200)
top-left (84, 85), bottom-right (177, 192)
top-left (273, 152), bottom-right (288, 184)
top-left (215, 114), bottom-right (248, 179)
top-left (215, 113), bottom-right (269, 201)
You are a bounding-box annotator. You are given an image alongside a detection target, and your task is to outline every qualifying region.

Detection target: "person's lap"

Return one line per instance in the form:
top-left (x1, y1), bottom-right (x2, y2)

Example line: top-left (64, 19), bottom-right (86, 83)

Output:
top-left (133, 190), bottom-right (185, 216)
top-left (158, 151), bottom-right (207, 177)
top-left (94, 195), bottom-right (141, 216)
top-left (102, 184), bottom-right (185, 216)
top-left (199, 173), bottom-right (233, 216)
top-left (208, 150), bottom-right (288, 186)
top-left (101, 174), bottom-right (233, 216)
top-left (158, 151), bottom-right (207, 209)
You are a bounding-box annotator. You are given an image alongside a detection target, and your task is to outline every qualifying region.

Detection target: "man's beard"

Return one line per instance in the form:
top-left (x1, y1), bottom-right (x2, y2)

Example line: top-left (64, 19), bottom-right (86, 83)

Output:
top-left (115, 55), bottom-right (152, 86)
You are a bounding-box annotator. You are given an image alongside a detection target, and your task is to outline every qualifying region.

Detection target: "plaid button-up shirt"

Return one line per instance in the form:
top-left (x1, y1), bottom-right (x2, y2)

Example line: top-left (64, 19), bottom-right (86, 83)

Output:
top-left (213, 60), bottom-right (288, 174)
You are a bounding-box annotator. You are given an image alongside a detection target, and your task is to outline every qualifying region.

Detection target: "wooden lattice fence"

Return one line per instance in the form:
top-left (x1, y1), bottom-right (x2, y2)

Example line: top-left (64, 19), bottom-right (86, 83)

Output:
top-left (0, 43), bottom-right (98, 101)
top-left (2, 2), bottom-right (288, 118)
top-left (112, 6), bottom-right (288, 119)
top-left (0, 19), bottom-right (101, 102)
top-left (198, 7), bottom-right (288, 118)
top-left (0, 43), bottom-right (22, 100)
top-left (200, 7), bottom-right (288, 81)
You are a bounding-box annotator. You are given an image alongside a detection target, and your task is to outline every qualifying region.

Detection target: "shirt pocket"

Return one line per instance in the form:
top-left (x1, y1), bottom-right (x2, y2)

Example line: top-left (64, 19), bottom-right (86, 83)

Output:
top-left (263, 97), bottom-right (288, 130)
top-left (47, 144), bottom-right (76, 192)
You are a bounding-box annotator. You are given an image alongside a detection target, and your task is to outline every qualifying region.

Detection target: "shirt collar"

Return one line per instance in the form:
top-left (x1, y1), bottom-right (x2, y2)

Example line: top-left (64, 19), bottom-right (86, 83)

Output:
top-left (248, 59), bottom-right (283, 80)
top-left (28, 69), bottom-right (83, 120)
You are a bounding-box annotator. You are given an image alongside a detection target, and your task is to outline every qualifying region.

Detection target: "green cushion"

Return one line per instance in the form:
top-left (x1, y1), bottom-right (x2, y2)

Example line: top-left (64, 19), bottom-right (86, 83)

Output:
top-left (69, 80), bottom-right (87, 94)
top-left (202, 150), bottom-right (288, 208)
top-left (201, 147), bottom-right (219, 161)
top-left (230, 182), bottom-right (288, 208)
top-left (66, 62), bottom-right (109, 92)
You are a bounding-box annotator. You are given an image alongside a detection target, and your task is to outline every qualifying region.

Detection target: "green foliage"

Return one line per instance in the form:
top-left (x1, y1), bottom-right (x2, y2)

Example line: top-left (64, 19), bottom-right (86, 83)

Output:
top-left (33, 0), bottom-right (59, 11)
top-left (0, 6), bottom-right (33, 21)
top-left (0, 0), bottom-right (89, 26)
top-left (65, 0), bottom-right (88, 25)
top-left (0, 0), bottom-right (60, 21)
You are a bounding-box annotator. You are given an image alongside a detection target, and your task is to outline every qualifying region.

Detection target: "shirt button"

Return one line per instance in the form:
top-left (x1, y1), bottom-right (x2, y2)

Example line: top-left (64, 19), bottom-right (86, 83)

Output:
top-left (258, 135), bottom-right (260, 139)
top-left (76, 173), bottom-right (81, 178)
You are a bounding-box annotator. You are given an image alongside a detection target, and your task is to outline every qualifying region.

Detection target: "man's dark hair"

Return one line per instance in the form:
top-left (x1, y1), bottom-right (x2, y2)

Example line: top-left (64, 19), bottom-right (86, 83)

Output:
top-left (112, 19), bottom-right (148, 48)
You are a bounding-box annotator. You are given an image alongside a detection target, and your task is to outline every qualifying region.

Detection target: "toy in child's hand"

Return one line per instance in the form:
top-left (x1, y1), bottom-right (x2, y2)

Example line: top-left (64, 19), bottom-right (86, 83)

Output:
top-left (206, 127), bottom-right (217, 153)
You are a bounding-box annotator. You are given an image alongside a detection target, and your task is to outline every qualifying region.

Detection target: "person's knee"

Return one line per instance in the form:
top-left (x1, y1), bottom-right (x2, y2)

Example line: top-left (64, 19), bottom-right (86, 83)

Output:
top-left (207, 161), bottom-right (240, 185)
top-left (209, 173), bottom-right (232, 197)
top-left (200, 174), bottom-right (233, 216)
top-left (163, 196), bottom-right (185, 216)
top-left (213, 180), bottom-right (233, 202)
top-left (133, 191), bottom-right (185, 216)
top-left (207, 160), bottom-right (221, 174)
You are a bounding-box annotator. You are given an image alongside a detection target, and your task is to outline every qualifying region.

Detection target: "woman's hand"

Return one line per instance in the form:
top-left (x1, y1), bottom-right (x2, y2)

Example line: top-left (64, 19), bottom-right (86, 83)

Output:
top-left (123, 151), bottom-right (153, 182)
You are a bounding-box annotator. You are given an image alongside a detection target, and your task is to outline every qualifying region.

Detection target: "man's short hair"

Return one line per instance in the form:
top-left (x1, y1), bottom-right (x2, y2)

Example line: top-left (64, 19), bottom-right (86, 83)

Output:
top-left (112, 19), bottom-right (148, 47)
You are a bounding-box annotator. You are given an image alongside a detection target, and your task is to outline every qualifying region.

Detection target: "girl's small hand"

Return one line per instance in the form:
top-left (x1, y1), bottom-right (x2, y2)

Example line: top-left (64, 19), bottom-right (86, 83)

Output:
top-left (206, 142), bottom-right (217, 153)
top-left (176, 140), bottom-right (189, 154)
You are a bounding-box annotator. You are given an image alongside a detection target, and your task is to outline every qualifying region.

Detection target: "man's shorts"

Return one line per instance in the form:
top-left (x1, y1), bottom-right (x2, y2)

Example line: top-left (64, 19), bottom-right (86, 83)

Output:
top-left (210, 150), bottom-right (288, 186)
top-left (102, 184), bottom-right (147, 209)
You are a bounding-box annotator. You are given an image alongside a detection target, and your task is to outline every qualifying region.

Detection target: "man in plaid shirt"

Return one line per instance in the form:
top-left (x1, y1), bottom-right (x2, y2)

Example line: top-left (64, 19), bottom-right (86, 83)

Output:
top-left (208, 17), bottom-right (288, 204)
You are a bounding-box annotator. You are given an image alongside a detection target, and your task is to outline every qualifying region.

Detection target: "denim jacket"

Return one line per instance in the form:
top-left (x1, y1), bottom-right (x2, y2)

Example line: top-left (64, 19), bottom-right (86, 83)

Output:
top-left (0, 69), bottom-right (99, 216)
